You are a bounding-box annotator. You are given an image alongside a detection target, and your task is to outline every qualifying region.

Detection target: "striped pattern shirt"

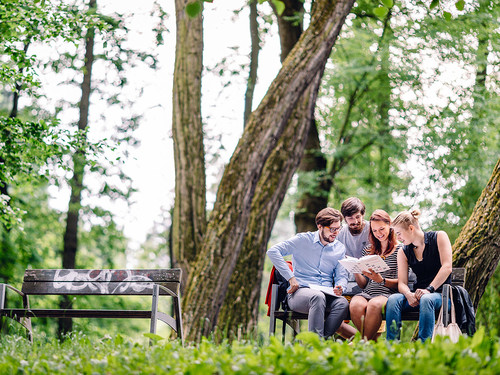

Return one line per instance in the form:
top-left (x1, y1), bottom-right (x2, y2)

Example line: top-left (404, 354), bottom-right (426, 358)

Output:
top-left (361, 244), bottom-right (401, 297)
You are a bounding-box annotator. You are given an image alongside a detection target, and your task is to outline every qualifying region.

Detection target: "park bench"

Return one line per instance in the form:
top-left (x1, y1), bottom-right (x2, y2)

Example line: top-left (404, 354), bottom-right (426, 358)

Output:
top-left (268, 267), bottom-right (466, 339)
top-left (0, 268), bottom-right (184, 344)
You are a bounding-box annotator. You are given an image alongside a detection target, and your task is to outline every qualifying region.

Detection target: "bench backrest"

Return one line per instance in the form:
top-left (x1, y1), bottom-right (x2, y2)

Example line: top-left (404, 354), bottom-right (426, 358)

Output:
top-left (21, 269), bottom-right (181, 296)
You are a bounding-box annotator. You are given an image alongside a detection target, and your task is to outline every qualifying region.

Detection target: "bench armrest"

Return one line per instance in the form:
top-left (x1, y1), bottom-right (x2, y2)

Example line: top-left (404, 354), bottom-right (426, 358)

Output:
top-left (3, 284), bottom-right (26, 298)
top-left (0, 283), bottom-right (29, 309)
top-left (156, 284), bottom-right (178, 298)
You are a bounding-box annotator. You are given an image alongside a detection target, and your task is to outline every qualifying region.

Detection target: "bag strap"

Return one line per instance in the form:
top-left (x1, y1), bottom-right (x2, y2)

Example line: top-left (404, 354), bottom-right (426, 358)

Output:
top-left (435, 304), bottom-right (444, 326)
top-left (449, 286), bottom-right (457, 324)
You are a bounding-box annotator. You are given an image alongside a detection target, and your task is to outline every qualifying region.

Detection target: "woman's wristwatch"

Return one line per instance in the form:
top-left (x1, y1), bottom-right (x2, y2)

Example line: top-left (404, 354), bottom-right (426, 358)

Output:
top-left (380, 278), bottom-right (386, 286)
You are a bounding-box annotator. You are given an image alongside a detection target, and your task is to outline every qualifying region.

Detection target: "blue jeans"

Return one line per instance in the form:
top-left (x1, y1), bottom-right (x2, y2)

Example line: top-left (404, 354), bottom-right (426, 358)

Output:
top-left (386, 292), bottom-right (442, 341)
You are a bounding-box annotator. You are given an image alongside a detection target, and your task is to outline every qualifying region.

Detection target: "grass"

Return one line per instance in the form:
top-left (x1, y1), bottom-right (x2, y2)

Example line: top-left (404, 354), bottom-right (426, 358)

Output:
top-left (0, 328), bottom-right (498, 374)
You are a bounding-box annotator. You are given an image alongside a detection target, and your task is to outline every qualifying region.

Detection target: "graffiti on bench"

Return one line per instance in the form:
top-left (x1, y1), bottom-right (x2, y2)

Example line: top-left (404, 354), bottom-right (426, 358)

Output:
top-left (53, 269), bottom-right (154, 294)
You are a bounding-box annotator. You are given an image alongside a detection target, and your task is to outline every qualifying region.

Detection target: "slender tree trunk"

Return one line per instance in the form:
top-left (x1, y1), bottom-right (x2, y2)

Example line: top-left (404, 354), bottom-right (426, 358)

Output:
top-left (452, 158), bottom-right (500, 309)
top-left (182, 0), bottom-right (355, 342)
top-left (243, 0), bottom-right (260, 127)
top-left (171, 0), bottom-right (206, 294)
top-left (58, 0), bottom-right (96, 338)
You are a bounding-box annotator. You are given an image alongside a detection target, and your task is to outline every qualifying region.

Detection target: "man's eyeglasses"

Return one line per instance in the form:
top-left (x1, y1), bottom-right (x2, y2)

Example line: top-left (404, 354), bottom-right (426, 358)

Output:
top-left (324, 225), bottom-right (342, 234)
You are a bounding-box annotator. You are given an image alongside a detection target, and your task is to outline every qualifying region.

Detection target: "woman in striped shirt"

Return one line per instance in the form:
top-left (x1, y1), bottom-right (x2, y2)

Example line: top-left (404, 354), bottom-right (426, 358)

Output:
top-left (349, 209), bottom-right (401, 340)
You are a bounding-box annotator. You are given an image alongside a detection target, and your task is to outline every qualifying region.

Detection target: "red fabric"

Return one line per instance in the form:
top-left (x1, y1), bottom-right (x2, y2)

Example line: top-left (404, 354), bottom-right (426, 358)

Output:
top-left (265, 261), bottom-right (293, 316)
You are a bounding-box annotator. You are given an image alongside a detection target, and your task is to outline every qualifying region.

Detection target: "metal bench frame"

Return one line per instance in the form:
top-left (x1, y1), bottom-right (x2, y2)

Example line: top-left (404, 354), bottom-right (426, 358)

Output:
top-left (0, 268), bottom-right (184, 344)
top-left (269, 267), bottom-right (466, 340)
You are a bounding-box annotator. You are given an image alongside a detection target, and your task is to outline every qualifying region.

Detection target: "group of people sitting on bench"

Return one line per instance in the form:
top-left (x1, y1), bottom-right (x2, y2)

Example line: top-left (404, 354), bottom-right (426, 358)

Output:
top-left (267, 197), bottom-right (453, 341)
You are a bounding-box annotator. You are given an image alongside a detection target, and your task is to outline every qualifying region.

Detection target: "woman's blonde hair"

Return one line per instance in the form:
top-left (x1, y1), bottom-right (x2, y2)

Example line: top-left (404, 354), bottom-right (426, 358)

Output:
top-left (392, 209), bottom-right (421, 230)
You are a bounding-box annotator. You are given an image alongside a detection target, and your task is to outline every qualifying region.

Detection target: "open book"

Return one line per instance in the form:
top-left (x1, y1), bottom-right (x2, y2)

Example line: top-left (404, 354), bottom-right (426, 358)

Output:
top-left (338, 255), bottom-right (389, 274)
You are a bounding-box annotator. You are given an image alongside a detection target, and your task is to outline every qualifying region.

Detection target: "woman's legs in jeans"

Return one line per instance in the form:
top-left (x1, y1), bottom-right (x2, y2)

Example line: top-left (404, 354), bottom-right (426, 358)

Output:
top-left (386, 292), bottom-right (442, 341)
top-left (418, 292), bottom-right (442, 341)
top-left (386, 293), bottom-right (414, 340)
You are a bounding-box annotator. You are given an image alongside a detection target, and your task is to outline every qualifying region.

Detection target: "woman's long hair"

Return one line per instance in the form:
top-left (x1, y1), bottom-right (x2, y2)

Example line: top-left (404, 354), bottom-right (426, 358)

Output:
top-left (368, 209), bottom-right (398, 256)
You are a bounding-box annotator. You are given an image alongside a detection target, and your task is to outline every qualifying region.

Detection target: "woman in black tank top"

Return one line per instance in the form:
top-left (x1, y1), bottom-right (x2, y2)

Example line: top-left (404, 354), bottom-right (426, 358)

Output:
top-left (385, 209), bottom-right (453, 341)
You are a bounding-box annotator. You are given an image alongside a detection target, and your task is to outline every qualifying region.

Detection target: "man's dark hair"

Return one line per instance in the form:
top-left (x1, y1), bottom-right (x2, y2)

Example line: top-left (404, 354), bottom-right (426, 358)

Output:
top-left (340, 197), bottom-right (365, 218)
top-left (315, 208), bottom-right (343, 227)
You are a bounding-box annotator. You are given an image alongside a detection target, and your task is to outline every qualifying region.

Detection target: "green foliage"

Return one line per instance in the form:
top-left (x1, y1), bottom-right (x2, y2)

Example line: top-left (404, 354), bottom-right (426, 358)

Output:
top-left (0, 330), bottom-right (498, 374)
top-left (476, 267), bottom-right (500, 336)
top-left (0, 0), bottom-right (106, 94)
top-left (186, 1), bottom-right (203, 18)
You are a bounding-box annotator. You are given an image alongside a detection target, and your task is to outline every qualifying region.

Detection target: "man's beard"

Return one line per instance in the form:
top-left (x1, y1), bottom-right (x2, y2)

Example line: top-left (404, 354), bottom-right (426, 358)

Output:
top-left (320, 230), bottom-right (335, 243)
top-left (348, 222), bottom-right (364, 235)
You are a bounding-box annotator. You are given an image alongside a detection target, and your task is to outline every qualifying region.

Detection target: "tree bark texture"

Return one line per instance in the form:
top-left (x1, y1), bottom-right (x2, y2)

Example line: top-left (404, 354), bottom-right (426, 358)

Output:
top-left (181, 0), bottom-right (355, 342)
top-left (171, 0), bottom-right (206, 294)
top-left (243, 0), bottom-right (260, 127)
top-left (59, 0), bottom-right (96, 338)
top-left (217, 72), bottom-right (323, 336)
top-left (218, 0), bottom-right (322, 335)
top-left (452, 158), bottom-right (500, 309)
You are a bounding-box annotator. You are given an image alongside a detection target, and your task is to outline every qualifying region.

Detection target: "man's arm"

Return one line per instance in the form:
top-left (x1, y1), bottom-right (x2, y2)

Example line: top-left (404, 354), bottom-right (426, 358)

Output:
top-left (266, 236), bottom-right (298, 282)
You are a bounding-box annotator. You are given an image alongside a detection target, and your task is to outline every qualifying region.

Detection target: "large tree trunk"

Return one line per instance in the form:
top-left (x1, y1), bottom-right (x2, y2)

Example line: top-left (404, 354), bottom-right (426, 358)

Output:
top-left (217, 73), bottom-right (323, 337)
top-left (181, 0), bottom-right (355, 342)
top-left (171, 0), bottom-right (206, 294)
top-left (58, 0), bottom-right (96, 338)
top-left (217, 0), bottom-right (321, 335)
top-left (452, 161), bottom-right (500, 306)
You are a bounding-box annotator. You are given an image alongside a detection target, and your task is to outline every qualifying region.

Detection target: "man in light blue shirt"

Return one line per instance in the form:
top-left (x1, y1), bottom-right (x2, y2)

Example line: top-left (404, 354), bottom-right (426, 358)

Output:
top-left (267, 207), bottom-right (349, 338)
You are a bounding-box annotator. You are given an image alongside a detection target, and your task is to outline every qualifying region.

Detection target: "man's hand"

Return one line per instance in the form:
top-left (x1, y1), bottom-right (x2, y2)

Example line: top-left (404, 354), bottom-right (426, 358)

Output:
top-left (333, 285), bottom-right (343, 296)
top-left (405, 292), bottom-right (419, 307)
top-left (288, 276), bottom-right (299, 294)
top-left (414, 288), bottom-right (430, 301)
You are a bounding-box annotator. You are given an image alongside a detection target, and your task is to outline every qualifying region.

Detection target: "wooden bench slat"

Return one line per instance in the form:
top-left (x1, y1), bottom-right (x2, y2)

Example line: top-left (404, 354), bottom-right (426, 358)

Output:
top-left (23, 269), bottom-right (181, 283)
top-left (22, 281), bottom-right (179, 296)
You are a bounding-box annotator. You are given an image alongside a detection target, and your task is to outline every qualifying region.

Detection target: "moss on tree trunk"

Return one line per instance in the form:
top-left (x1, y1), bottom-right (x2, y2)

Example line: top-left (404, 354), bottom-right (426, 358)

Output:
top-left (452, 158), bottom-right (500, 309)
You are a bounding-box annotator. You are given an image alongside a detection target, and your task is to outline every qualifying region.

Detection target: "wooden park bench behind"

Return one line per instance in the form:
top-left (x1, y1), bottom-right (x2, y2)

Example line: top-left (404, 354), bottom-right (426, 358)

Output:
top-left (0, 268), bottom-right (183, 344)
top-left (269, 267), bottom-right (466, 339)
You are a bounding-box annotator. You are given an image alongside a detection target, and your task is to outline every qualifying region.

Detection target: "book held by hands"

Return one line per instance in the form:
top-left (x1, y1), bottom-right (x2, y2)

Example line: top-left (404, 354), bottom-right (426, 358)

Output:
top-left (338, 255), bottom-right (389, 274)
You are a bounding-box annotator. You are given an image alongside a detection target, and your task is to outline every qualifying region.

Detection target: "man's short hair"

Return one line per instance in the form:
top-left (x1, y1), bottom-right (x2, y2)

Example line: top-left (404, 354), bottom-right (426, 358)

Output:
top-left (315, 208), bottom-right (343, 227)
top-left (340, 197), bottom-right (365, 218)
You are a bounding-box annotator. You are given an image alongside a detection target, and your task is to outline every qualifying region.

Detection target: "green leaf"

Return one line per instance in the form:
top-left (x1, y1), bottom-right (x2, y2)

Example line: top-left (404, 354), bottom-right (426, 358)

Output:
top-left (143, 333), bottom-right (164, 341)
top-left (443, 11), bottom-right (452, 20)
top-left (185, 1), bottom-right (202, 18)
top-left (381, 0), bottom-right (394, 8)
top-left (455, 0), bottom-right (465, 11)
top-left (430, 0), bottom-right (439, 9)
top-left (272, 0), bottom-right (286, 16)
top-left (373, 6), bottom-right (389, 18)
